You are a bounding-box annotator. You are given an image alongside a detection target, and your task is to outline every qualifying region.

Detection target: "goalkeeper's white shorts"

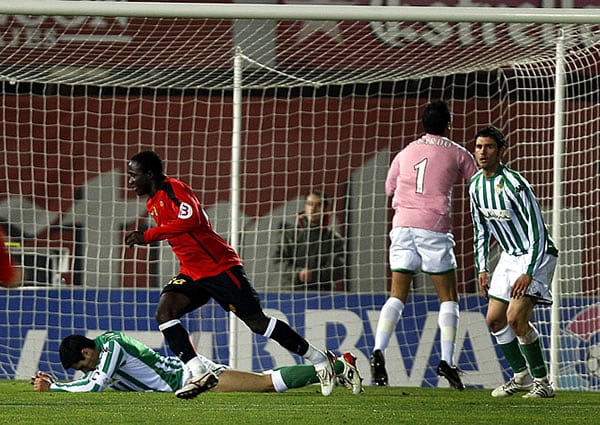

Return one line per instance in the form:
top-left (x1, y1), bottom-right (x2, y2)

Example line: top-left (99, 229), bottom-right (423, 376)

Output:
top-left (388, 226), bottom-right (457, 274)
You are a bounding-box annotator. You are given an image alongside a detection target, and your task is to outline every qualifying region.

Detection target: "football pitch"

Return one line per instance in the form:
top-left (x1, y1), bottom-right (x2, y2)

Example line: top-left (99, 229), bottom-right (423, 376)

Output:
top-left (1, 381), bottom-right (598, 425)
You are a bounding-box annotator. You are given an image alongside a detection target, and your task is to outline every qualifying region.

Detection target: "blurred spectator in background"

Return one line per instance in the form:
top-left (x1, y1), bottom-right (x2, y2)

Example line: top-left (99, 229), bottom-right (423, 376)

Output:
top-left (275, 191), bottom-right (346, 291)
top-left (0, 227), bottom-right (21, 288)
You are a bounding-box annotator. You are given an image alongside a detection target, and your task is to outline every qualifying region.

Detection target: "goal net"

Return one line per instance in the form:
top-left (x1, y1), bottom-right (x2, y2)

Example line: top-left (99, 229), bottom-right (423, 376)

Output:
top-left (0, 2), bottom-right (599, 391)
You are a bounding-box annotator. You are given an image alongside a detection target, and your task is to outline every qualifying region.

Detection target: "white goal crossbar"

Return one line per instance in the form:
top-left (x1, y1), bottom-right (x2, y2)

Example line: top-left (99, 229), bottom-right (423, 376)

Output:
top-left (0, 1), bottom-right (599, 24)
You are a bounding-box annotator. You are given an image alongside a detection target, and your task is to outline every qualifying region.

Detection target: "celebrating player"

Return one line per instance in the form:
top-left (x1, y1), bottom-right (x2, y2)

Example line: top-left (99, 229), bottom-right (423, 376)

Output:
top-left (31, 331), bottom-right (363, 395)
top-left (470, 126), bottom-right (557, 398)
top-left (370, 101), bottom-right (477, 389)
top-left (124, 151), bottom-right (334, 399)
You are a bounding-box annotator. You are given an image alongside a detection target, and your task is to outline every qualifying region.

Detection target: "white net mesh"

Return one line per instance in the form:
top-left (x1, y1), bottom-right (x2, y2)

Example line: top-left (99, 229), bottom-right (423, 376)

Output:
top-left (0, 7), bottom-right (599, 390)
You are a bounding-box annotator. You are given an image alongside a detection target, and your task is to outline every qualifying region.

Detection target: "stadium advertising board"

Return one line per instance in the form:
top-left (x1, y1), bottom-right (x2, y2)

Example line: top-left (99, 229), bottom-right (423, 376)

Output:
top-left (1, 291), bottom-right (599, 390)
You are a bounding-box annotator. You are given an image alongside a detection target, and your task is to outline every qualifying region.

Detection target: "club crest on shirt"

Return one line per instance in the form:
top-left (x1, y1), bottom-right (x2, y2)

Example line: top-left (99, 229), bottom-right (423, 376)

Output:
top-left (151, 201), bottom-right (166, 218)
top-left (495, 182), bottom-right (503, 195)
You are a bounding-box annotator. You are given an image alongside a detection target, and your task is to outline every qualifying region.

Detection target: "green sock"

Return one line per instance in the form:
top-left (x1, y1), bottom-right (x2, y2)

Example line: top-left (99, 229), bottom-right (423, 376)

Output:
top-left (276, 365), bottom-right (318, 388)
top-left (520, 339), bottom-right (548, 378)
top-left (275, 360), bottom-right (343, 389)
top-left (499, 338), bottom-right (528, 374)
top-left (333, 359), bottom-right (343, 375)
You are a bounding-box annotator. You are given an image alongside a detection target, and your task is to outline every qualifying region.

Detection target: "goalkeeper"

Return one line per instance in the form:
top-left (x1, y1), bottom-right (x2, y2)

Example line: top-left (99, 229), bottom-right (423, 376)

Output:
top-left (31, 331), bottom-right (363, 395)
top-left (370, 101), bottom-right (477, 389)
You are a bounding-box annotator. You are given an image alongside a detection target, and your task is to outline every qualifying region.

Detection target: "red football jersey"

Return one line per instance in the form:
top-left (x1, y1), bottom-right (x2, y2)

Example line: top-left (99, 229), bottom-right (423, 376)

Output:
top-left (143, 177), bottom-right (242, 280)
top-left (0, 228), bottom-right (17, 285)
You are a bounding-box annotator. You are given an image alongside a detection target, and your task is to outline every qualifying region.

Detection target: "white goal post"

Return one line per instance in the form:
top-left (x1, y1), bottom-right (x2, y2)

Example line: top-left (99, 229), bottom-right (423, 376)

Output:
top-left (0, 1), bottom-right (599, 391)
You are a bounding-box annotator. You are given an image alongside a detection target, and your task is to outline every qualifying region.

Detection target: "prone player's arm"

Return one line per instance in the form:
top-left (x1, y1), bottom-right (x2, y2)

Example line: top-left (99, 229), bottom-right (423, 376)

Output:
top-left (51, 369), bottom-right (112, 392)
top-left (37, 341), bottom-right (121, 393)
top-left (31, 369), bottom-right (111, 393)
top-left (30, 371), bottom-right (55, 392)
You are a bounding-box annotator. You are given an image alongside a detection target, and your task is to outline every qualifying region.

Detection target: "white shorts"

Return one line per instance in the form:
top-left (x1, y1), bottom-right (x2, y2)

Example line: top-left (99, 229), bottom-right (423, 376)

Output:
top-left (388, 227), bottom-right (457, 274)
top-left (488, 251), bottom-right (556, 305)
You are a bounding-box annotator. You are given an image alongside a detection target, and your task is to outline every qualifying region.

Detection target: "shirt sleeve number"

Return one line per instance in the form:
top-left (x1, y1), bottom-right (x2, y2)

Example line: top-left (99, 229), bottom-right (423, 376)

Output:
top-left (177, 202), bottom-right (193, 219)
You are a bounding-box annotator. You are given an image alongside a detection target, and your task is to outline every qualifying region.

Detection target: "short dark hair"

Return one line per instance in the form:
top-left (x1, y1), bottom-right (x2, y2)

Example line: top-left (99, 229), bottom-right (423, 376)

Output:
top-left (422, 101), bottom-right (451, 135)
top-left (59, 334), bottom-right (95, 370)
top-left (130, 151), bottom-right (164, 176)
top-left (307, 190), bottom-right (330, 209)
top-left (475, 126), bottom-right (506, 150)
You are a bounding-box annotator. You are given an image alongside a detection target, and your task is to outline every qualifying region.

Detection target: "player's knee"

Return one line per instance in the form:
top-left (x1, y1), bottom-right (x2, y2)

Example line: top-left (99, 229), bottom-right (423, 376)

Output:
top-left (486, 316), bottom-right (506, 333)
top-left (155, 309), bottom-right (169, 324)
top-left (155, 305), bottom-right (181, 323)
top-left (507, 317), bottom-right (529, 336)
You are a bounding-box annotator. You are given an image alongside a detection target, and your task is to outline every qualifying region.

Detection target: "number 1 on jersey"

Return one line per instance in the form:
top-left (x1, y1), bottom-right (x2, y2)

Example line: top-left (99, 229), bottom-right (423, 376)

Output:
top-left (414, 158), bottom-right (428, 194)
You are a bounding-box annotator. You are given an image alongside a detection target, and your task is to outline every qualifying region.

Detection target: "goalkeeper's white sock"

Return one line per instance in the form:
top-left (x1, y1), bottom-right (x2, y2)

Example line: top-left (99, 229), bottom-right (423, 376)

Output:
top-left (438, 301), bottom-right (459, 366)
top-left (374, 297), bottom-right (404, 352)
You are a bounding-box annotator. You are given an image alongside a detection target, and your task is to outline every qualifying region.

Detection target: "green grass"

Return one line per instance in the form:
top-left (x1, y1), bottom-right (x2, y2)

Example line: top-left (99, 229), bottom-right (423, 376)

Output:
top-left (1, 381), bottom-right (598, 425)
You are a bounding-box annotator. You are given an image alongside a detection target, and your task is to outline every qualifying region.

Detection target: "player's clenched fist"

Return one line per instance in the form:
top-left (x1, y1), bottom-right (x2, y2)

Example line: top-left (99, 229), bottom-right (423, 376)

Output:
top-left (125, 230), bottom-right (145, 248)
top-left (31, 371), bottom-right (55, 392)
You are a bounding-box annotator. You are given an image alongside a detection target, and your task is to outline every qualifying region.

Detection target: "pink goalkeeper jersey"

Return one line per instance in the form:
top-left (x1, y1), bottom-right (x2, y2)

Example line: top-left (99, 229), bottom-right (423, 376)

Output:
top-left (386, 134), bottom-right (478, 233)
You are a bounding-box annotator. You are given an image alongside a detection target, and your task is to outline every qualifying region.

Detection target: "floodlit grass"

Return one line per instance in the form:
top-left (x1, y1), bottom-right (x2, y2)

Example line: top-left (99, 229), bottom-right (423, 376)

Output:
top-left (1, 380), bottom-right (598, 425)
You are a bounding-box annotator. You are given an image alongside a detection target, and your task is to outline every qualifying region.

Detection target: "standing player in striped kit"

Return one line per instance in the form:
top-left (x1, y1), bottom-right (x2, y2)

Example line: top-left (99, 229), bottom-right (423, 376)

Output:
top-left (124, 151), bottom-right (334, 399)
top-left (469, 126), bottom-right (558, 398)
top-left (370, 101), bottom-right (478, 389)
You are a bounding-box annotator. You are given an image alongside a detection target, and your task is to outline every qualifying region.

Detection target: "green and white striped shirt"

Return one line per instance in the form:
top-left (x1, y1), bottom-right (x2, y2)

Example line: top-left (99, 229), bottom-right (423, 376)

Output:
top-left (50, 331), bottom-right (185, 392)
top-left (469, 164), bottom-right (558, 276)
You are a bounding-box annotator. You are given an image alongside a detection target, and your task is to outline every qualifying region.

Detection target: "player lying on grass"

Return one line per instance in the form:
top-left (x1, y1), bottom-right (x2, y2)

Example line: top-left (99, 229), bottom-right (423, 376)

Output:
top-left (30, 331), bottom-right (363, 395)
